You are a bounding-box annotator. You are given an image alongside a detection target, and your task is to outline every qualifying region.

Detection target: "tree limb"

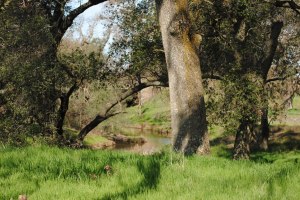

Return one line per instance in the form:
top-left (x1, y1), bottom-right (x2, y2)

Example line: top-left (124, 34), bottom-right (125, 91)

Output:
top-left (76, 80), bottom-right (167, 142)
top-left (265, 76), bottom-right (288, 83)
top-left (103, 81), bottom-right (167, 116)
top-left (56, 81), bottom-right (80, 136)
top-left (263, 0), bottom-right (300, 14)
top-left (58, 0), bottom-right (108, 41)
top-left (60, 63), bottom-right (76, 78)
top-left (260, 21), bottom-right (284, 80)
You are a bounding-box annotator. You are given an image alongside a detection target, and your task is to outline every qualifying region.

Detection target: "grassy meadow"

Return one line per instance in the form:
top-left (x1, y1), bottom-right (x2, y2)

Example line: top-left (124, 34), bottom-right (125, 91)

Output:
top-left (0, 145), bottom-right (300, 200)
top-left (1, 95), bottom-right (300, 200)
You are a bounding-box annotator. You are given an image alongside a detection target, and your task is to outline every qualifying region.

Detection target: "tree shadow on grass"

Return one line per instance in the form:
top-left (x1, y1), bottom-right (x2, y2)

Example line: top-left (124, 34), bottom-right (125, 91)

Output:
top-left (268, 130), bottom-right (300, 152)
top-left (210, 135), bottom-right (235, 159)
top-left (100, 157), bottom-right (161, 200)
top-left (251, 127), bottom-right (300, 163)
top-left (211, 125), bottom-right (300, 162)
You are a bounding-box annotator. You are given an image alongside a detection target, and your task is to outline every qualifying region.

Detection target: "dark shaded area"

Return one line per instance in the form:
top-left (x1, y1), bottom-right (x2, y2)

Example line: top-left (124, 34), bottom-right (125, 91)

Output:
top-left (268, 131), bottom-right (300, 152)
top-left (267, 126), bottom-right (300, 152)
top-left (211, 125), bottom-right (300, 162)
top-left (250, 127), bottom-right (300, 163)
top-left (173, 97), bottom-right (208, 156)
top-left (101, 157), bottom-right (161, 200)
top-left (214, 146), bottom-right (233, 159)
top-left (210, 135), bottom-right (235, 146)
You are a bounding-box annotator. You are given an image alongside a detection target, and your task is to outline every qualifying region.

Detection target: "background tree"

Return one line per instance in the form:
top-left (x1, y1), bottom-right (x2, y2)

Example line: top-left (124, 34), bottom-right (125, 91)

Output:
top-left (190, 0), bottom-right (300, 159)
top-left (107, 0), bottom-right (167, 85)
top-left (0, 0), bottom-right (110, 143)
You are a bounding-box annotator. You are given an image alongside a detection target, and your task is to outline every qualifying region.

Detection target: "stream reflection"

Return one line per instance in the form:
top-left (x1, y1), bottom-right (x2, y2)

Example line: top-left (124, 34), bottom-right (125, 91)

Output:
top-left (114, 134), bottom-right (171, 154)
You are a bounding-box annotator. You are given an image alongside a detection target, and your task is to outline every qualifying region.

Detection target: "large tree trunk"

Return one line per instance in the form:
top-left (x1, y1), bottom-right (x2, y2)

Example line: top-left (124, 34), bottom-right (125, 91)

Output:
top-left (155, 0), bottom-right (209, 155)
top-left (233, 121), bottom-right (252, 160)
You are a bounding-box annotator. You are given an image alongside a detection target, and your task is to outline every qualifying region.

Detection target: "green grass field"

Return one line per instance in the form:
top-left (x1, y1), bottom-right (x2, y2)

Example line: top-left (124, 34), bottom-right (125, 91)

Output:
top-left (1, 95), bottom-right (299, 200)
top-left (1, 145), bottom-right (300, 200)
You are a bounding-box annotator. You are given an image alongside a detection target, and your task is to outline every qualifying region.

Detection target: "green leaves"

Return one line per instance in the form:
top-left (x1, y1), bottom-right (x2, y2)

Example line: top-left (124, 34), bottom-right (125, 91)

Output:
top-left (0, 1), bottom-right (60, 140)
top-left (107, 0), bottom-right (167, 83)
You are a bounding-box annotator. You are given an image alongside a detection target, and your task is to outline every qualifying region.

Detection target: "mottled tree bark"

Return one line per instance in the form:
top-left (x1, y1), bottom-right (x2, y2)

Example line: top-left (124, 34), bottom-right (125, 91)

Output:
top-left (233, 121), bottom-right (252, 160)
top-left (155, 0), bottom-right (209, 155)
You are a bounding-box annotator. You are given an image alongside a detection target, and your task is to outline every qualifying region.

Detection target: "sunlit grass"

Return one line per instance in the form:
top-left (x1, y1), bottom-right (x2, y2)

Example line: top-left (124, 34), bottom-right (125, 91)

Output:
top-left (97, 89), bottom-right (171, 135)
top-left (3, 95), bottom-right (299, 199)
top-left (287, 96), bottom-right (300, 116)
top-left (83, 134), bottom-right (108, 146)
top-left (1, 145), bottom-right (299, 200)
top-left (292, 96), bottom-right (300, 109)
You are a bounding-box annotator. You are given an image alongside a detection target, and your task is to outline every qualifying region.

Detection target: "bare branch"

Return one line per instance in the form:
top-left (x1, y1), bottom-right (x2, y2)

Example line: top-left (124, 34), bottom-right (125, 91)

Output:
top-left (266, 76), bottom-right (288, 83)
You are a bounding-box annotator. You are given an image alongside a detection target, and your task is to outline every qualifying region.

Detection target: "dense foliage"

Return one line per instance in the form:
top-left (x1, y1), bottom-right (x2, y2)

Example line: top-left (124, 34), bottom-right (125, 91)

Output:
top-left (0, 1), bottom-right (62, 143)
top-left (107, 0), bottom-right (167, 85)
top-left (190, 0), bottom-right (300, 157)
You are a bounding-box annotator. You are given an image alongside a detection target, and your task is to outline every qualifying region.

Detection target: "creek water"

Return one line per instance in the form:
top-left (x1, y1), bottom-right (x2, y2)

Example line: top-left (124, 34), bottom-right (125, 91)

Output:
top-left (114, 133), bottom-right (172, 154)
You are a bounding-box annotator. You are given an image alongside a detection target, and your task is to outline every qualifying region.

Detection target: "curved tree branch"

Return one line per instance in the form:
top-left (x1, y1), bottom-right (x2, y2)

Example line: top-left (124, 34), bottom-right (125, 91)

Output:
top-left (103, 81), bottom-right (167, 116)
top-left (76, 81), bottom-right (167, 142)
top-left (274, 0), bottom-right (300, 14)
top-left (54, 0), bottom-right (107, 43)
top-left (260, 21), bottom-right (284, 81)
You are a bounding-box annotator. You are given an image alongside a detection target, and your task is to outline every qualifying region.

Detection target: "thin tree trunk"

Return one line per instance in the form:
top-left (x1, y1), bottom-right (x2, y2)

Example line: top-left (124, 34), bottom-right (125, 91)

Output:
top-left (56, 82), bottom-right (79, 137)
top-left (156, 0), bottom-right (209, 155)
top-left (56, 95), bottom-right (68, 137)
top-left (259, 107), bottom-right (270, 150)
top-left (256, 21), bottom-right (283, 151)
